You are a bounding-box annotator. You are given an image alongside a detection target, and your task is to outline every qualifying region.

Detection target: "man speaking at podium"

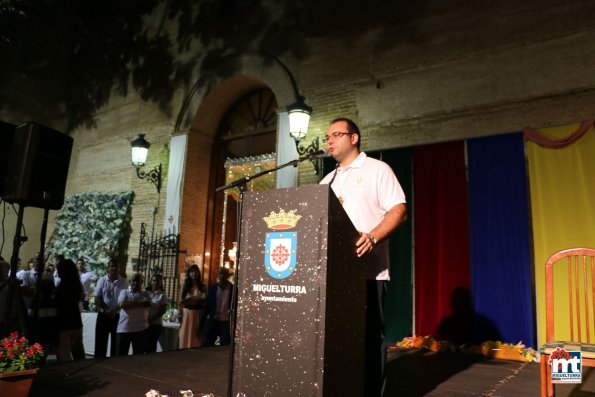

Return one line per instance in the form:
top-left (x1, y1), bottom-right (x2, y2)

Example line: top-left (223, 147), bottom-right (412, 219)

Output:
top-left (320, 117), bottom-right (407, 397)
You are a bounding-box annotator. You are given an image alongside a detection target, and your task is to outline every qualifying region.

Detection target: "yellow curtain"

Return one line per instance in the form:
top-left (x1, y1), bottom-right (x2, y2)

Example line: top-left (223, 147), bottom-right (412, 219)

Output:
top-left (526, 123), bottom-right (595, 345)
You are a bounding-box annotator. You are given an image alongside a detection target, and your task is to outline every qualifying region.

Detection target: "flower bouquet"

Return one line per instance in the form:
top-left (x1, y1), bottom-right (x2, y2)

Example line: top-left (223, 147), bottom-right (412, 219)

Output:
top-left (146, 389), bottom-right (214, 397)
top-left (0, 332), bottom-right (45, 397)
top-left (0, 332), bottom-right (45, 373)
top-left (393, 335), bottom-right (454, 353)
top-left (392, 335), bottom-right (538, 362)
top-left (478, 340), bottom-right (536, 362)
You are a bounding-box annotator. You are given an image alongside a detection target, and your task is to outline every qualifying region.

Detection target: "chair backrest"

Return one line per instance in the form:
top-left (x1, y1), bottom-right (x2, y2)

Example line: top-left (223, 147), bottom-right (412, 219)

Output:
top-left (545, 248), bottom-right (595, 343)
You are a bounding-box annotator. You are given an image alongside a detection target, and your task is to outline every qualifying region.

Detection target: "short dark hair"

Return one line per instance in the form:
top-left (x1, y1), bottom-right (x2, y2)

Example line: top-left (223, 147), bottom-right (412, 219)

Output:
top-left (330, 117), bottom-right (361, 149)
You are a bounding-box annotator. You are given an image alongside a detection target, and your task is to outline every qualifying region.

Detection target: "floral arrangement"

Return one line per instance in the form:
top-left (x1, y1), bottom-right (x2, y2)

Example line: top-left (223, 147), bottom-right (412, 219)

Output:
top-left (163, 303), bottom-right (180, 323)
top-left (392, 335), bottom-right (537, 363)
top-left (394, 335), bottom-right (454, 353)
top-left (0, 332), bottom-right (45, 373)
top-left (146, 390), bottom-right (214, 397)
top-left (45, 191), bottom-right (134, 276)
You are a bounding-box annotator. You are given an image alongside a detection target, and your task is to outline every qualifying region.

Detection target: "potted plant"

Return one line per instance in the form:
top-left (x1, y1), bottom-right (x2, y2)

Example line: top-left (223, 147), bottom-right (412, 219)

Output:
top-left (0, 331), bottom-right (45, 397)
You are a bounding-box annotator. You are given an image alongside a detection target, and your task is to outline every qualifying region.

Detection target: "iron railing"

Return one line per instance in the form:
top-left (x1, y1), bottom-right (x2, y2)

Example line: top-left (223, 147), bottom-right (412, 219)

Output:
top-left (137, 223), bottom-right (181, 308)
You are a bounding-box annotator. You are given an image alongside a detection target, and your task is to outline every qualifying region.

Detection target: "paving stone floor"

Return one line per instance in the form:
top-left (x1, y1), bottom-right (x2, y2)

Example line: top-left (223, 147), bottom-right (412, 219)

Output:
top-left (30, 347), bottom-right (595, 397)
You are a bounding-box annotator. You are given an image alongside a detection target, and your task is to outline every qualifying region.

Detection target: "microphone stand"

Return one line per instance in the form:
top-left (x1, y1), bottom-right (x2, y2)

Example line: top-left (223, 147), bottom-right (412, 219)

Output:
top-left (218, 150), bottom-right (326, 397)
top-left (215, 150), bottom-right (325, 194)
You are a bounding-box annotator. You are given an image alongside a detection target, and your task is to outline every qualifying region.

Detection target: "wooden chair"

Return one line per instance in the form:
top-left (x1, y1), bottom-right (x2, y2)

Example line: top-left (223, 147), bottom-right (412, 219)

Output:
top-left (540, 248), bottom-right (595, 397)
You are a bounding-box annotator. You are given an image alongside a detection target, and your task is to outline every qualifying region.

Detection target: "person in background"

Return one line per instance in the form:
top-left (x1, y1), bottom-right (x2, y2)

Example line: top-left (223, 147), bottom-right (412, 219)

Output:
top-left (33, 276), bottom-right (58, 358)
top-left (0, 260), bottom-right (10, 333)
top-left (52, 254), bottom-right (64, 286)
top-left (19, 255), bottom-right (45, 315)
top-left (76, 258), bottom-right (97, 311)
top-left (201, 267), bottom-right (232, 346)
top-left (145, 274), bottom-right (168, 353)
top-left (0, 260), bottom-right (9, 283)
top-left (178, 264), bottom-right (205, 349)
top-left (94, 259), bottom-right (128, 358)
top-left (15, 258), bottom-right (32, 280)
top-left (117, 272), bottom-right (151, 356)
top-left (55, 258), bottom-right (85, 362)
top-left (319, 117), bottom-right (407, 397)
top-left (44, 263), bottom-right (55, 280)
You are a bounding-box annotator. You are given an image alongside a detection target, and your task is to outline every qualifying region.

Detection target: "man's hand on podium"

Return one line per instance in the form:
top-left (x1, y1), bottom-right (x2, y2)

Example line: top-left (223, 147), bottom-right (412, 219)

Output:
top-left (356, 232), bottom-right (376, 257)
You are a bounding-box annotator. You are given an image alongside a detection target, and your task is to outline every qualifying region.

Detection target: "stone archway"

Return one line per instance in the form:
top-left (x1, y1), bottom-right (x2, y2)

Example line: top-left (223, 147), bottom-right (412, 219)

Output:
top-left (177, 52), bottom-right (300, 280)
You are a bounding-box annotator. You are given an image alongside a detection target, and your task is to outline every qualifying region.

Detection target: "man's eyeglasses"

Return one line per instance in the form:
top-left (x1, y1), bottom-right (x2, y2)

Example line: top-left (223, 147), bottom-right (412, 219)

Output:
top-left (325, 131), bottom-right (353, 141)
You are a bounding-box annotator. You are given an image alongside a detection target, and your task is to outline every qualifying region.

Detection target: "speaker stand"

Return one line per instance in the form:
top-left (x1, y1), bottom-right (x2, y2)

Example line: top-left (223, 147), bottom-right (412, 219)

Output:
top-left (3, 203), bottom-right (30, 338)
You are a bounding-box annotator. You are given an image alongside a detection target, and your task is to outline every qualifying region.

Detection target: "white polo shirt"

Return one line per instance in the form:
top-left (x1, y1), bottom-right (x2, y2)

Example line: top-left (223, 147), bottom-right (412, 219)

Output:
top-left (320, 152), bottom-right (406, 280)
top-left (117, 289), bottom-right (151, 333)
top-left (80, 271), bottom-right (98, 299)
top-left (94, 274), bottom-right (129, 311)
top-left (18, 270), bottom-right (38, 311)
top-left (148, 290), bottom-right (168, 325)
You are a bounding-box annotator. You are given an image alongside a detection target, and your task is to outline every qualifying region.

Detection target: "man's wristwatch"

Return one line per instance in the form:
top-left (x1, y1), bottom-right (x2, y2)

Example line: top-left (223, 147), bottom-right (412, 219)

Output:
top-left (369, 234), bottom-right (377, 246)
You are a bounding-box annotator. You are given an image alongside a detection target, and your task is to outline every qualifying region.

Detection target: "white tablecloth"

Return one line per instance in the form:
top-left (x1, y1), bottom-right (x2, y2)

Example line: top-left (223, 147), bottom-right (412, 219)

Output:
top-left (82, 312), bottom-right (100, 356)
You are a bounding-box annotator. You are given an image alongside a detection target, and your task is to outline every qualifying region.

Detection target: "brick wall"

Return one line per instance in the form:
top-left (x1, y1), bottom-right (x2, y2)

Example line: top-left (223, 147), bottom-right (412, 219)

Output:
top-left (57, 96), bottom-right (175, 275)
top-left (179, 130), bottom-right (213, 270)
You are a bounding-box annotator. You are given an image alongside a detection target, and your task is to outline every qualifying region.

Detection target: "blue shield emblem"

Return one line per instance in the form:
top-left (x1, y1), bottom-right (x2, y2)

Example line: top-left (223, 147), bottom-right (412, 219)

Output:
top-left (264, 232), bottom-right (297, 279)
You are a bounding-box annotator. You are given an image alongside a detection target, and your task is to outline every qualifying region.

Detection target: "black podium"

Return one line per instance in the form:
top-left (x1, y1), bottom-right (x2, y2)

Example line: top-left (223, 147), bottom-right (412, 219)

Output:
top-left (230, 184), bottom-right (366, 397)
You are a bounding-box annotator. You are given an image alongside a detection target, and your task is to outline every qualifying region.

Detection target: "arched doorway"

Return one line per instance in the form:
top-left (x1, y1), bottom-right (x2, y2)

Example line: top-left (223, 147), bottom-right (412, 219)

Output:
top-left (203, 87), bottom-right (278, 285)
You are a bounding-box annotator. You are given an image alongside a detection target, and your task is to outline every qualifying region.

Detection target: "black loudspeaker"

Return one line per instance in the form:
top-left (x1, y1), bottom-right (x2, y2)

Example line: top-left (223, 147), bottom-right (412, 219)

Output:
top-left (0, 121), bottom-right (17, 197)
top-left (2, 122), bottom-right (73, 210)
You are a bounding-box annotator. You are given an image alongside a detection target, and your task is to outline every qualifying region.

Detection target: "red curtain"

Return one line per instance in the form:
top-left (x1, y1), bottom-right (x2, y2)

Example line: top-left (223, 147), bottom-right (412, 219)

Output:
top-left (413, 141), bottom-right (470, 336)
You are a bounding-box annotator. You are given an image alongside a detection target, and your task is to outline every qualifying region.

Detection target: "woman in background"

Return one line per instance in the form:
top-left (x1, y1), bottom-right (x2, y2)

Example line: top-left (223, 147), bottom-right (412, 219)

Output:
top-left (146, 274), bottom-right (168, 353)
top-left (178, 264), bottom-right (205, 348)
top-left (55, 258), bottom-right (85, 362)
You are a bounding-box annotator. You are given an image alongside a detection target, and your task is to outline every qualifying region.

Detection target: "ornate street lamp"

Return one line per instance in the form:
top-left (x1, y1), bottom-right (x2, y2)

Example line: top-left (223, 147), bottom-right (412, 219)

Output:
top-left (258, 51), bottom-right (320, 175)
top-left (130, 134), bottom-right (162, 193)
top-left (288, 96), bottom-right (322, 176)
top-left (287, 96), bottom-right (313, 143)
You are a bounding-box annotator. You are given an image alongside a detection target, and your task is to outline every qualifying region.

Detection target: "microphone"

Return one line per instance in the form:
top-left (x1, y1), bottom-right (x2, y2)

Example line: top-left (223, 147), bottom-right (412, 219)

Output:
top-left (296, 148), bottom-right (329, 164)
top-left (307, 148), bottom-right (328, 159)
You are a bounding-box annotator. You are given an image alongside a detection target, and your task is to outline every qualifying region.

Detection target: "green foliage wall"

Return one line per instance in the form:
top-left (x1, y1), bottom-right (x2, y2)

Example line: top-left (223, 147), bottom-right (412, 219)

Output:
top-left (46, 191), bottom-right (134, 275)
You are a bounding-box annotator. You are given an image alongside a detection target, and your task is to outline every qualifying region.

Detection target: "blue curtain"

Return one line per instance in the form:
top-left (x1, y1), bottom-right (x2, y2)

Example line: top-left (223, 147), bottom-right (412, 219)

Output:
top-left (467, 133), bottom-right (535, 347)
